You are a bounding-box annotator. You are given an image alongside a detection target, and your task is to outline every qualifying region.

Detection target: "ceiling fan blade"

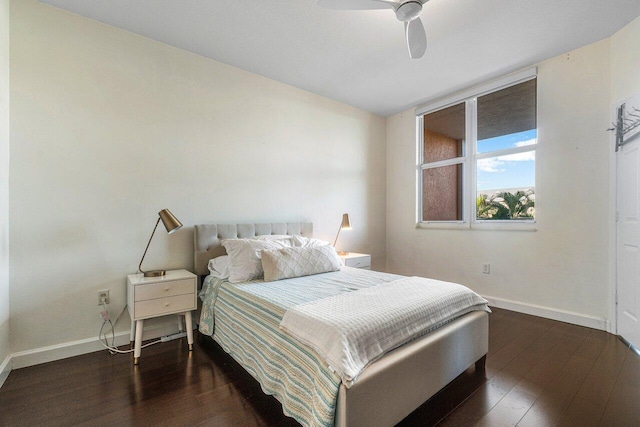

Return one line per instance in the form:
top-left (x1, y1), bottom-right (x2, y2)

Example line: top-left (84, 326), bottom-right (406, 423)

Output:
top-left (405, 17), bottom-right (427, 59)
top-left (317, 0), bottom-right (397, 11)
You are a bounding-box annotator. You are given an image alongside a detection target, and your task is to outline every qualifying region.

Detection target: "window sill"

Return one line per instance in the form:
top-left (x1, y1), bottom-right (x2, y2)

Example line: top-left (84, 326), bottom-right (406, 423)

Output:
top-left (472, 220), bottom-right (537, 232)
top-left (416, 220), bottom-right (537, 232)
top-left (416, 221), bottom-right (468, 230)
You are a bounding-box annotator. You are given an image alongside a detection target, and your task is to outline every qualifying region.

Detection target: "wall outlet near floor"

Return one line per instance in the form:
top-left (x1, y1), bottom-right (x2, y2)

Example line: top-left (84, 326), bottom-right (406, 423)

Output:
top-left (98, 290), bottom-right (110, 305)
top-left (482, 264), bottom-right (491, 274)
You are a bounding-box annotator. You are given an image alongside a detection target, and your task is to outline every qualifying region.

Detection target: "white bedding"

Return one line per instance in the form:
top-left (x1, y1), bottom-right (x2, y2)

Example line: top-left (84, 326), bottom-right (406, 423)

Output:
top-left (279, 276), bottom-right (490, 386)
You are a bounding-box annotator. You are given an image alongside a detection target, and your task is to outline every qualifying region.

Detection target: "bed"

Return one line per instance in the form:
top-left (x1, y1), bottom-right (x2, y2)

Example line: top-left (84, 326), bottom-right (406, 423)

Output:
top-left (194, 223), bottom-right (489, 427)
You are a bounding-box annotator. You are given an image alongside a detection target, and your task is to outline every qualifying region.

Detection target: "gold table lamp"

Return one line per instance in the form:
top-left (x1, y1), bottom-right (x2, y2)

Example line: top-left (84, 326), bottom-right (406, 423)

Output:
top-left (138, 209), bottom-right (183, 277)
top-left (333, 213), bottom-right (352, 256)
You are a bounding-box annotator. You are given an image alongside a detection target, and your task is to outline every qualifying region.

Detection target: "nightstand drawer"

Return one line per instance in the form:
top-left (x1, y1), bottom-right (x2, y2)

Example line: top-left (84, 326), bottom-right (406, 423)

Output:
top-left (344, 256), bottom-right (371, 269)
top-left (134, 294), bottom-right (196, 319)
top-left (134, 279), bottom-right (194, 302)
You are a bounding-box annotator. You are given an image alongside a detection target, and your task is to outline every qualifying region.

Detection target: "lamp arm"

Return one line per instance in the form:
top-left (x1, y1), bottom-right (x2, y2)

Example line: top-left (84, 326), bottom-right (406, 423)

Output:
top-left (333, 223), bottom-right (343, 248)
top-left (138, 217), bottom-right (161, 274)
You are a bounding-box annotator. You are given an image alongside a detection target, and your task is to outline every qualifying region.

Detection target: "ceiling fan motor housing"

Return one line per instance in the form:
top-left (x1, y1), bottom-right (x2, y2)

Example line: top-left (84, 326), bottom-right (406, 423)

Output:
top-left (396, 1), bottom-right (423, 22)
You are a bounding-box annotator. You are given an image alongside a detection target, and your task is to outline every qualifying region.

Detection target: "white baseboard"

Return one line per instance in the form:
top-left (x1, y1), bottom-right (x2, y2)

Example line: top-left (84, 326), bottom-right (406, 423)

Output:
top-left (0, 354), bottom-right (11, 388)
top-left (10, 322), bottom-right (186, 370)
top-left (484, 295), bottom-right (609, 331)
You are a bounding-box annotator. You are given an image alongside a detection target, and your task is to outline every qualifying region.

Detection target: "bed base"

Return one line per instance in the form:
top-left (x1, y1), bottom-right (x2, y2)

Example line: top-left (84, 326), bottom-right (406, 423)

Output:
top-left (335, 311), bottom-right (488, 427)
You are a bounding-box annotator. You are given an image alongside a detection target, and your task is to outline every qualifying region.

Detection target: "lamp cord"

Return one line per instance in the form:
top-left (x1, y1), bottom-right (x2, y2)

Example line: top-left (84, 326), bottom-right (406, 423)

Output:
top-left (138, 217), bottom-right (161, 274)
top-left (99, 302), bottom-right (162, 355)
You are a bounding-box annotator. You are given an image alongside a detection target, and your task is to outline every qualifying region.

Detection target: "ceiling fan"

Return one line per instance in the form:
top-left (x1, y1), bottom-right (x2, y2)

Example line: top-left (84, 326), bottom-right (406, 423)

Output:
top-left (317, 0), bottom-right (430, 59)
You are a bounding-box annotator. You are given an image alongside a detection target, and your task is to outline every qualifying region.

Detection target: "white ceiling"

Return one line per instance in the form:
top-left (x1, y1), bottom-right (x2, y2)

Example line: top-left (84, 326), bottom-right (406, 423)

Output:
top-left (39, 0), bottom-right (640, 117)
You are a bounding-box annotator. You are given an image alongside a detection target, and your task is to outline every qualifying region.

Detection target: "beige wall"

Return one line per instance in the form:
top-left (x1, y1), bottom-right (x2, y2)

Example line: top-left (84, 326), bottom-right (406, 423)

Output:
top-left (0, 0), bottom-right (10, 376)
top-left (611, 17), bottom-right (640, 102)
top-left (387, 39), bottom-right (612, 327)
top-left (9, 0), bottom-right (386, 356)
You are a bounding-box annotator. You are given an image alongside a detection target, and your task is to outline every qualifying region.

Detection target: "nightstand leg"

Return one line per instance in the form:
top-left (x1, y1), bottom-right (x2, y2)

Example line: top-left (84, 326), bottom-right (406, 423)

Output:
top-left (177, 315), bottom-right (184, 332)
top-left (134, 319), bottom-right (144, 364)
top-left (184, 311), bottom-right (194, 351)
top-left (129, 319), bottom-right (135, 344)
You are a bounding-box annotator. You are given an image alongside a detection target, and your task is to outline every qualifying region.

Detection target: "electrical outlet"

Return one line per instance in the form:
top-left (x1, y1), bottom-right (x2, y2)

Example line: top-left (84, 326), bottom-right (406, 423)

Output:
top-left (482, 264), bottom-right (490, 274)
top-left (98, 290), bottom-right (110, 305)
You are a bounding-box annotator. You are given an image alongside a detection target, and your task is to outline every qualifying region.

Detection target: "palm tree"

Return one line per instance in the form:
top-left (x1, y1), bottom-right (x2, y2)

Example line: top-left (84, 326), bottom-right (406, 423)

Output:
top-left (476, 189), bottom-right (534, 220)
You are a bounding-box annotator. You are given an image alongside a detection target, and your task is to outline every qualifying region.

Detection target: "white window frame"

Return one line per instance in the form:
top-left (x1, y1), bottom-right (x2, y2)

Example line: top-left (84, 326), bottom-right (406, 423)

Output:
top-left (416, 68), bottom-right (537, 231)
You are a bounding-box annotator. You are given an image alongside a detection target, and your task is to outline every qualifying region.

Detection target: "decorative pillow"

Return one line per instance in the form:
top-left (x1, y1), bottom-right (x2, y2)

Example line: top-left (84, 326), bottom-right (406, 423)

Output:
top-left (208, 255), bottom-right (231, 279)
top-left (291, 235), bottom-right (331, 248)
top-left (222, 238), bottom-right (292, 283)
top-left (262, 244), bottom-right (342, 282)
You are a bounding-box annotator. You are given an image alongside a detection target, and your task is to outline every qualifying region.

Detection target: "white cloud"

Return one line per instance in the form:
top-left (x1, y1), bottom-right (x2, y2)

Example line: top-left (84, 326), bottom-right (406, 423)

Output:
top-left (478, 158), bottom-right (506, 172)
top-left (477, 149), bottom-right (535, 173)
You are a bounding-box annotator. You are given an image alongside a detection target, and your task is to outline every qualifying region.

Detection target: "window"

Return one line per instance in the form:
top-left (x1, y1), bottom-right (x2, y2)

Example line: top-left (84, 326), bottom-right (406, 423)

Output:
top-left (421, 102), bottom-right (465, 221)
top-left (417, 70), bottom-right (537, 227)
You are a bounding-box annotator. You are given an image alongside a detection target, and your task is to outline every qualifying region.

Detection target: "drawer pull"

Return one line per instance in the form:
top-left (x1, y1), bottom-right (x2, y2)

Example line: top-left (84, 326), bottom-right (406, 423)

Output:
top-left (164, 303), bottom-right (169, 307)
top-left (164, 288), bottom-right (170, 291)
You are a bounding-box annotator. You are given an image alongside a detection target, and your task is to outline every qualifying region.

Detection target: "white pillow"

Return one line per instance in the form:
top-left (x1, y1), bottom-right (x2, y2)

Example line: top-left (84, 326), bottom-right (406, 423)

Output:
top-left (255, 234), bottom-right (293, 242)
top-left (291, 235), bottom-right (331, 248)
top-left (208, 255), bottom-right (231, 279)
top-left (222, 238), bottom-right (292, 283)
top-left (262, 244), bottom-right (342, 282)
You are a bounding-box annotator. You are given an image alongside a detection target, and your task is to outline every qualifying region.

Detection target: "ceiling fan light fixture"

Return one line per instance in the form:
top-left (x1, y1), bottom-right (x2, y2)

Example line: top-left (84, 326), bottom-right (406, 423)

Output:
top-left (395, 1), bottom-right (423, 22)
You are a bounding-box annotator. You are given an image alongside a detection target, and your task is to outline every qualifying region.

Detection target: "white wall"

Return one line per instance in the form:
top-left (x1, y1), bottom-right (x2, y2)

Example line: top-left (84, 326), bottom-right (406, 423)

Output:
top-left (9, 0), bottom-right (386, 360)
top-left (386, 39), bottom-right (612, 328)
top-left (611, 17), bottom-right (640, 102)
top-left (0, 0), bottom-right (11, 383)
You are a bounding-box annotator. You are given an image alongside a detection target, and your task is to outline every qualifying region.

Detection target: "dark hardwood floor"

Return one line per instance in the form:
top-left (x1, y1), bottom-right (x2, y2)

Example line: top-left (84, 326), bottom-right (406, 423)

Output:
top-left (1, 308), bottom-right (639, 426)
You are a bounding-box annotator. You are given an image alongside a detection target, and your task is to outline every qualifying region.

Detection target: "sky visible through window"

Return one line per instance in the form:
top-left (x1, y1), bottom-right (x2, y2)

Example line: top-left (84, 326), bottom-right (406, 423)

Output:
top-left (476, 129), bottom-right (536, 192)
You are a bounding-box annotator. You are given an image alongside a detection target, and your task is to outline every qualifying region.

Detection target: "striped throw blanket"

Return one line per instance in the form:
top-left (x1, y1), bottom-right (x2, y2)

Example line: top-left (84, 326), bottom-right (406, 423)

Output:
top-left (199, 267), bottom-right (403, 427)
top-left (279, 276), bottom-right (490, 387)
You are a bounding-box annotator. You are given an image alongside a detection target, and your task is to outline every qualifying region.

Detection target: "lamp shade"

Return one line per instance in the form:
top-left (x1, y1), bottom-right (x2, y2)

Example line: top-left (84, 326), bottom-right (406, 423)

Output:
top-left (340, 213), bottom-right (352, 230)
top-left (334, 213), bottom-right (352, 255)
top-left (158, 209), bottom-right (183, 234)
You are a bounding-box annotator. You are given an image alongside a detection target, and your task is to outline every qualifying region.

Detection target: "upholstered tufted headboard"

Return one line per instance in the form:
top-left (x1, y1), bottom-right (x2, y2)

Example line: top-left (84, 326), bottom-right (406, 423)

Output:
top-left (193, 223), bottom-right (313, 276)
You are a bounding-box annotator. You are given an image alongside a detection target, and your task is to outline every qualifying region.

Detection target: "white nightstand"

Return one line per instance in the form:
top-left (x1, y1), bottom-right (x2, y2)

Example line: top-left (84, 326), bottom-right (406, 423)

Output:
top-left (339, 253), bottom-right (371, 270)
top-left (127, 269), bottom-right (197, 365)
